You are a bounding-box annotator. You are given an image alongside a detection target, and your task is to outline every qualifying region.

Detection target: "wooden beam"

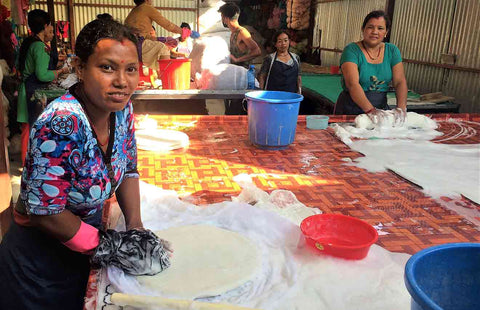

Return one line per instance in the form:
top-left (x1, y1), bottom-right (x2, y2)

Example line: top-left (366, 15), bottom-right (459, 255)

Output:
top-left (311, 47), bottom-right (480, 73)
top-left (46, 0), bottom-right (58, 63)
top-left (196, 0), bottom-right (200, 32)
top-left (0, 80), bottom-right (12, 238)
top-left (402, 59), bottom-right (480, 74)
top-left (67, 0), bottom-right (75, 50)
top-left (385, 0), bottom-right (395, 43)
top-left (46, 0), bottom-right (55, 22)
top-left (308, 0), bottom-right (316, 60)
top-left (35, 1), bottom-right (195, 12)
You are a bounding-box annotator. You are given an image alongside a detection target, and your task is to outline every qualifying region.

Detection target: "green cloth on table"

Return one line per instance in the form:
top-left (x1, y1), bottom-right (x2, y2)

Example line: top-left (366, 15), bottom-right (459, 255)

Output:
top-left (17, 41), bottom-right (56, 123)
top-left (387, 90), bottom-right (421, 100)
top-left (301, 73), bottom-right (420, 105)
top-left (340, 42), bottom-right (402, 92)
top-left (301, 73), bottom-right (343, 103)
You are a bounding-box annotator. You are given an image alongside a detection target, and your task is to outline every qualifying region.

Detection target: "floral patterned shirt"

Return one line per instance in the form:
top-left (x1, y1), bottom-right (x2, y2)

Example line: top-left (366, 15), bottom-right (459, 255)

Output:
top-left (19, 92), bottom-right (138, 227)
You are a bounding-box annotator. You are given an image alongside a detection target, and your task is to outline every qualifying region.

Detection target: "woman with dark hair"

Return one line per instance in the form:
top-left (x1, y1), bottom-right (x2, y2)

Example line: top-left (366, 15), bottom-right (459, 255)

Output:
top-left (335, 10), bottom-right (407, 126)
top-left (17, 9), bottom-right (70, 164)
top-left (258, 30), bottom-right (301, 94)
top-left (0, 14), bottom-right (146, 310)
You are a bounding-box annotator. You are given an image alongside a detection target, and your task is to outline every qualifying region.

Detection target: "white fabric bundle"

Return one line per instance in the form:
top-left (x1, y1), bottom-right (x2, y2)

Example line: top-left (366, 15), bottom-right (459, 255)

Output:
top-left (195, 64), bottom-right (258, 90)
top-left (189, 36), bottom-right (230, 79)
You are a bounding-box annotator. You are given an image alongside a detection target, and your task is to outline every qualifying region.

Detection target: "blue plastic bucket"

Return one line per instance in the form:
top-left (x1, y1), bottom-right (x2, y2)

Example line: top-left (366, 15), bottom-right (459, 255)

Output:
top-left (246, 91), bottom-right (303, 150)
top-left (405, 243), bottom-right (480, 310)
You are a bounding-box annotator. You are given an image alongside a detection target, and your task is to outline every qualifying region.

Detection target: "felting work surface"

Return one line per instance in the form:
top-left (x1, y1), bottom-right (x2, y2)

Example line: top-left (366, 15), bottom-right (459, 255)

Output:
top-left (94, 182), bottom-right (410, 310)
top-left (136, 224), bottom-right (261, 299)
top-left (85, 114), bottom-right (480, 309)
top-left (134, 114), bottom-right (480, 253)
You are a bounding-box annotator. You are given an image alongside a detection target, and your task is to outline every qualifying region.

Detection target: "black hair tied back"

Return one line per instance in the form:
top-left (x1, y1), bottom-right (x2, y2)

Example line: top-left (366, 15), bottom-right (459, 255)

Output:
top-left (75, 13), bottom-right (137, 63)
top-left (97, 13), bottom-right (113, 21)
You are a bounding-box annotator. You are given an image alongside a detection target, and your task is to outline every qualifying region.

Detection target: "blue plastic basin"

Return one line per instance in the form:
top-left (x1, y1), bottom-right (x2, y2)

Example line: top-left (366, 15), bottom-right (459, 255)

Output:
top-left (246, 91), bottom-right (303, 150)
top-left (405, 243), bottom-right (480, 310)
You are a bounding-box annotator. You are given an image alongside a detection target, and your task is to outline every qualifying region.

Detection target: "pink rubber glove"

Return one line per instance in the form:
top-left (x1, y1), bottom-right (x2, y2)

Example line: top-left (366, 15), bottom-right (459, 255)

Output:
top-left (392, 108), bottom-right (407, 127)
top-left (63, 221), bottom-right (100, 255)
top-left (181, 27), bottom-right (191, 41)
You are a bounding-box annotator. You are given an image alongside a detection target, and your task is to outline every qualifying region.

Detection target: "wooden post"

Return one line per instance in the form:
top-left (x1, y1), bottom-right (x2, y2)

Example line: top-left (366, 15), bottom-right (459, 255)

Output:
top-left (46, 0), bottom-right (58, 61)
top-left (67, 0), bottom-right (76, 50)
top-left (385, 0), bottom-right (395, 43)
top-left (0, 83), bottom-right (12, 238)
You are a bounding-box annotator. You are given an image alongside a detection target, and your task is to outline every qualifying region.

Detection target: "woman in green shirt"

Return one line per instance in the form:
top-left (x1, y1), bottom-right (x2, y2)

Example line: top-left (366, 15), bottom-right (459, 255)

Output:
top-left (17, 9), bottom-right (69, 163)
top-left (335, 10), bottom-right (407, 126)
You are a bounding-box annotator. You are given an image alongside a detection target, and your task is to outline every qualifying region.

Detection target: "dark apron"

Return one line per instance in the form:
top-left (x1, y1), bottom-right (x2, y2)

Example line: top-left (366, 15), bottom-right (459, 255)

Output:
top-left (334, 90), bottom-right (389, 115)
top-left (0, 221), bottom-right (91, 310)
top-left (25, 74), bottom-right (51, 126)
top-left (265, 53), bottom-right (299, 93)
top-left (25, 51), bottom-right (59, 126)
top-left (0, 207), bottom-right (102, 310)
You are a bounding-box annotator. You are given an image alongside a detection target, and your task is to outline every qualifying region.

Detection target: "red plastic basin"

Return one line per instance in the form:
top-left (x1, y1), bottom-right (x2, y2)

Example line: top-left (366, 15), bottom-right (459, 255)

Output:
top-left (300, 214), bottom-right (378, 260)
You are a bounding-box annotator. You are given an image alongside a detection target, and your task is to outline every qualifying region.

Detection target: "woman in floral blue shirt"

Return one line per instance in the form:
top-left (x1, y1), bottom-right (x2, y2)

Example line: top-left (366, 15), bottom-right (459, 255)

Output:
top-left (0, 14), bottom-right (142, 309)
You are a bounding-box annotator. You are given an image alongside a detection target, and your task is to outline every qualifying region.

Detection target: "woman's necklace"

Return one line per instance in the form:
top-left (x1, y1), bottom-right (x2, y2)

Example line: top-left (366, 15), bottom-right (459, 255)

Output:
top-left (276, 51), bottom-right (290, 63)
top-left (91, 121), bottom-right (110, 146)
top-left (361, 40), bottom-right (381, 60)
top-left (76, 85), bottom-right (111, 147)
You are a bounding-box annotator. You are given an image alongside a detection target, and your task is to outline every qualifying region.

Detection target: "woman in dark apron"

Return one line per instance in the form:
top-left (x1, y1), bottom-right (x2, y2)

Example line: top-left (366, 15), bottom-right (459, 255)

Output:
top-left (258, 30), bottom-right (301, 94)
top-left (334, 10), bottom-right (407, 125)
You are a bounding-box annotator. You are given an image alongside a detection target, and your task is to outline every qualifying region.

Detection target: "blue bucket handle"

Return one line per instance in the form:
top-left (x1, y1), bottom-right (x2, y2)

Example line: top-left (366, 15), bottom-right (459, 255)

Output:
top-left (242, 98), bottom-right (248, 112)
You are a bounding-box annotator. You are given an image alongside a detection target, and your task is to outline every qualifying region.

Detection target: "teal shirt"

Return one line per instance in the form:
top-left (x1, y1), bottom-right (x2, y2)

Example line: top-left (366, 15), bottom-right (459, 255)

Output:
top-left (340, 42), bottom-right (402, 92)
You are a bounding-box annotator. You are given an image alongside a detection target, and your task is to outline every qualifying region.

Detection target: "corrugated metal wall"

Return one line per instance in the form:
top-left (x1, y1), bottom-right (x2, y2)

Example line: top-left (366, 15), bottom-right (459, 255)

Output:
top-left (444, 0), bottom-right (480, 113)
top-left (24, 0), bottom-right (198, 39)
top-left (312, 0), bottom-right (386, 66)
top-left (391, 0), bottom-right (480, 112)
top-left (390, 0), bottom-right (455, 98)
top-left (17, 2), bottom-right (68, 36)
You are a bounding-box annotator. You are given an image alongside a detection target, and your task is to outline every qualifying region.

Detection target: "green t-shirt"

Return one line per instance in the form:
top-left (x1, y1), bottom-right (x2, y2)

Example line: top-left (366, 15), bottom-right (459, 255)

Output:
top-left (17, 41), bottom-right (56, 123)
top-left (340, 42), bottom-right (402, 92)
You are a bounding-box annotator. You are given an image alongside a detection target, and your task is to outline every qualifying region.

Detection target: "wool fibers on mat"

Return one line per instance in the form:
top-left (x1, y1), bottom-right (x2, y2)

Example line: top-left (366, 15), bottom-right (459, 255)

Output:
top-left (99, 181), bottom-right (410, 310)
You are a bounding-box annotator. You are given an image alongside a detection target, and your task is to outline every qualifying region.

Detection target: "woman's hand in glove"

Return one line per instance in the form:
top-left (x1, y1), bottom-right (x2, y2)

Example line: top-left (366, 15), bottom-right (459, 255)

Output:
top-left (190, 31), bottom-right (200, 39)
top-left (366, 108), bottom-right (389, 126)
top-left (392, 108), bottom-right (407, 127)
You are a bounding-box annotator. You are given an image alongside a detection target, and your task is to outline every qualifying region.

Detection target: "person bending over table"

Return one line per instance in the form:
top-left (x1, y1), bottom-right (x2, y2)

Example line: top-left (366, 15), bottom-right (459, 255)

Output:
top-left (258, 30), bottom-right (302, 94)
top-left (17, 9), bottom-right (70, 164)
top-left (0, 15), bottom-right (143, 310)
top-left (125, 0), bottom-right (196, 70)
top-left (335, 10), bottom-right (407, 126)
